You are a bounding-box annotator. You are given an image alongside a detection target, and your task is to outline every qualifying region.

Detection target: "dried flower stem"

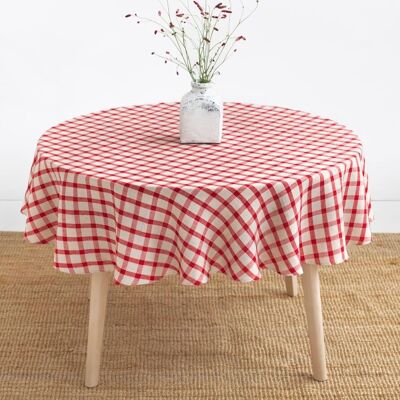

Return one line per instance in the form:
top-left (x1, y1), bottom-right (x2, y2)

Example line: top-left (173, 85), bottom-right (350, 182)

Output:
top-left (126, 0), bottom-right (260, 83)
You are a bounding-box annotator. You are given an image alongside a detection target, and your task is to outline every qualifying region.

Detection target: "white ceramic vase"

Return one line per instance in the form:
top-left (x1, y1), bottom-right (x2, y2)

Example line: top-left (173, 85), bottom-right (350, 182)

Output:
top-left (179, 82), bottom-right (223, 144)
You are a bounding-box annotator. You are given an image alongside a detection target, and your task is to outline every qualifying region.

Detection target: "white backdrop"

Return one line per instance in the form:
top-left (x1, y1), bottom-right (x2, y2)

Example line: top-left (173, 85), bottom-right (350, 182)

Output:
top-left (1, 0), bottom-right (399, 231)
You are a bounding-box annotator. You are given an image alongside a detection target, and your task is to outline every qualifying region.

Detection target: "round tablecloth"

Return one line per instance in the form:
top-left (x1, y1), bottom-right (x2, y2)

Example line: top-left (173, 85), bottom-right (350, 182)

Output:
top-left (22, 103), bottom-right (373, 285)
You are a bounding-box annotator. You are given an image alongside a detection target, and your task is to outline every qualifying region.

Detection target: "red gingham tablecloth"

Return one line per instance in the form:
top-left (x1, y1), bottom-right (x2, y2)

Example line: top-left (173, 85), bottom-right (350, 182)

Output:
top-left (22, 103), bottom-right (373, 285)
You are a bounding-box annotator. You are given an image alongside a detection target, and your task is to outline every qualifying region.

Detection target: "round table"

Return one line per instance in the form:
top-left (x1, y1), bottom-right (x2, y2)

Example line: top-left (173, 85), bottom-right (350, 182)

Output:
top-left (22, 102), bottom-right (373, 386)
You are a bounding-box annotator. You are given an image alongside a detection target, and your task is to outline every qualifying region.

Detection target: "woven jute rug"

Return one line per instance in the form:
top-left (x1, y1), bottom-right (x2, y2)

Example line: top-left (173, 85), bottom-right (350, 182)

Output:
top-left (0, 232), bottom-right (399, 399)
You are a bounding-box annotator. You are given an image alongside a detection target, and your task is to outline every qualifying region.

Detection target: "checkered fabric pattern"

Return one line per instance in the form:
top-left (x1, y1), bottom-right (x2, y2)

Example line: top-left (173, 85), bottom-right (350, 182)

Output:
top-left (22, 103), bottom-right (373, 285)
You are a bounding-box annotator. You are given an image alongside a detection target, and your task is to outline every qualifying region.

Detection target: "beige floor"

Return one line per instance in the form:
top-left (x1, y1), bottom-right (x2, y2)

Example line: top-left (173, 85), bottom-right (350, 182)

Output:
top-left (0, 232), bottom-right (400, 399)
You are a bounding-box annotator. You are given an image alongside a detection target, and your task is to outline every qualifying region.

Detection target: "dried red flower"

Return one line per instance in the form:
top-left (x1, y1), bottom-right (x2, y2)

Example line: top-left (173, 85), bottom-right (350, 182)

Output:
top-left (127, 0), bottom-right (259, 83)
top-left (193, 1), bottom-right (205, 15)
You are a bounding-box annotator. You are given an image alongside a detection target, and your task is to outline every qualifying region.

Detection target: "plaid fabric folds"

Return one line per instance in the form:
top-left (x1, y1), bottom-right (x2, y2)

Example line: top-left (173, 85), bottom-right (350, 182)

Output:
top-left (22, 103), bottom-right (373, 285)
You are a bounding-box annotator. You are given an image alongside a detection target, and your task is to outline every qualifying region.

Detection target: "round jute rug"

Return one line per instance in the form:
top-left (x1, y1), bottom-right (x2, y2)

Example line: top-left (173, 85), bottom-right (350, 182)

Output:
top-left (0, 232), bottom-right (399, 399)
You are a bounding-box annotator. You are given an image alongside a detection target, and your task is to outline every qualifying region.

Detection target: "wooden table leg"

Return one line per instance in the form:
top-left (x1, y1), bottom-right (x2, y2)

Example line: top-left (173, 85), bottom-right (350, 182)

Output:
top-left (284, 276), bottom-right (298, 297)
top-left (302, 264), bottom-right (327, 381)
top-left (85, 272), bottom-right (111, 388)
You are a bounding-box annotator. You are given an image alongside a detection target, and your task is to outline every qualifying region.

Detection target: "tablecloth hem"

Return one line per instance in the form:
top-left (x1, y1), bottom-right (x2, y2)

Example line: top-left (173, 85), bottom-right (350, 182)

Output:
top-left (19, 236), bottom-right (373, 287)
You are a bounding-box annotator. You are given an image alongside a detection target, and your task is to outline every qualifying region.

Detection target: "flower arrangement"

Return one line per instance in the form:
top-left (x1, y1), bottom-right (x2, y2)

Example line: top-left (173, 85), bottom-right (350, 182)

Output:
top-left (126, 1), bottom-right (260, 83)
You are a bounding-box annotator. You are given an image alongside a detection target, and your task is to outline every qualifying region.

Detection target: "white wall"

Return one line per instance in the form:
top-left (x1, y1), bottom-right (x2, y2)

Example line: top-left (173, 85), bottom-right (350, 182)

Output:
top-left (1, 0), bottom-right (399, 231)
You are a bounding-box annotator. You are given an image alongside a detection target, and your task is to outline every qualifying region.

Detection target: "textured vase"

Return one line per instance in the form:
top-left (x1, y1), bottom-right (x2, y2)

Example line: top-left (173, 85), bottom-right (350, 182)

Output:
top-left (179, 82), bottom-right (223, 144)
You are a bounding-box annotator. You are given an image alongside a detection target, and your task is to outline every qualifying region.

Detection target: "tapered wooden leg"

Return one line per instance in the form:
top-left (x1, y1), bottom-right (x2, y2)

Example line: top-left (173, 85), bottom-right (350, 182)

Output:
top-left (302, 264), bottom-right (327, 382)
top-left (284, 276), bottom-right (298, 297)
top-left (85, 272), bottom-right (111, 388)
